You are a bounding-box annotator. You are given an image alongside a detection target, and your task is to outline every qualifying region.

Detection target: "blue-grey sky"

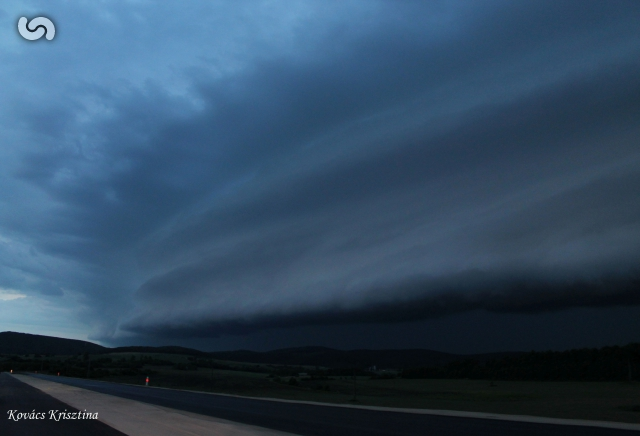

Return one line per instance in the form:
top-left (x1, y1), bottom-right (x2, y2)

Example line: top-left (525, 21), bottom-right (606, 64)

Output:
top-left (1, 1), bottom-right (639, 353)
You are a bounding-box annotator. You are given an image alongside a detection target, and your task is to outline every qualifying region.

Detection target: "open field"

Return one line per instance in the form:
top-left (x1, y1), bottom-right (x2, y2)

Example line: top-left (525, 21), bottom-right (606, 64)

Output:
top-left (92, 361), bottom-right (640, 424)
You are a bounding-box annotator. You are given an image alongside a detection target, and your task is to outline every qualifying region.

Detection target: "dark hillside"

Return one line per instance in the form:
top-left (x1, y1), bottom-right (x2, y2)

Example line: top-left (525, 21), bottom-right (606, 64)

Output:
top-left (0, 331), bottom-right (106, 356)
top-left (110, 345), bottom-right (208, 356)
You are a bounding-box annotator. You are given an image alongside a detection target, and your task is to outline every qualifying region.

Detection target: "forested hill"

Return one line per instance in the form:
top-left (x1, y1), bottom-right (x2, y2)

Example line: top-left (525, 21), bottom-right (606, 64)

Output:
top-left (0, 331), bottom-right (519, 367)
top-left (0, 331), bottom-right (106, 355)
top-left (0, 332), bottom-right (207, 357)
top-left (110, 345), bottom-right (208, 356)
top-left (3, 331), bottom-right (639, 381)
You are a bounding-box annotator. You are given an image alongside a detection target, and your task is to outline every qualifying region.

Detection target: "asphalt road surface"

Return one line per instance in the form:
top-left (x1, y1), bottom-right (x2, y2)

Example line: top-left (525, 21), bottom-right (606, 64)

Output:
top-left (0, 373), bottom-right (127, 436)
top-left (21, 373), bottom-right (639, 436)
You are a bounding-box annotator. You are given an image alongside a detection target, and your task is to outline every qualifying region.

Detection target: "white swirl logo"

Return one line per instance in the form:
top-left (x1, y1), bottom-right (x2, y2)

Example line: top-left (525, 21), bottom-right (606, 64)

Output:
top-left (18, 17), bottom-right (55, 41)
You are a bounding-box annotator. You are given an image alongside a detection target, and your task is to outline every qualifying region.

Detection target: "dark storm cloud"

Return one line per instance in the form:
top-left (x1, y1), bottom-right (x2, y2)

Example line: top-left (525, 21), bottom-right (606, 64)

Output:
top-left (127, 55), bottom-right (640, 310)
top-left (150, 59), bottom-right (640, 249)
top-left (12, 1), bottom-right (639, 258)
top-left (126, 268), bottom-right (640, 338)
top-left (1, 1), bottom-right (639, 346)
top-left (118, 2), bottom-right (640, 339)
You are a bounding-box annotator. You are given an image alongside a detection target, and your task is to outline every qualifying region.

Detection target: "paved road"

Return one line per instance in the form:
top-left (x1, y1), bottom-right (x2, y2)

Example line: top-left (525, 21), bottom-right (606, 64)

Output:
top-left (26, 373), bottom-right (639, 436)
top-left (0, 373), bottom-right (127, 436)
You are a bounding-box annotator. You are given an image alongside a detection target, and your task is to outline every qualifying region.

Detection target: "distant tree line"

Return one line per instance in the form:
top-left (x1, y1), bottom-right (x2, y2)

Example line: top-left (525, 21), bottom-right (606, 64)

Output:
top-left (0, 353), bottom-right (165, 378)
top-left (402, 344), bottom-right (640, 381)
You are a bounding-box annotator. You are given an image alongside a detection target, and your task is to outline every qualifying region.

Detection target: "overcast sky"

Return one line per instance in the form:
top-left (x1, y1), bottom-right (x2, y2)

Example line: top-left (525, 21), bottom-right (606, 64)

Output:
top-left (0, 1), bottom-right (639, 353)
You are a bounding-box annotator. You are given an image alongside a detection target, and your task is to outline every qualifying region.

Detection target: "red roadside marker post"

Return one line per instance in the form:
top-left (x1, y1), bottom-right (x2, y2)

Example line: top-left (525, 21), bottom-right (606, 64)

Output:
top-left (145, 376), bottom-right (149, 386)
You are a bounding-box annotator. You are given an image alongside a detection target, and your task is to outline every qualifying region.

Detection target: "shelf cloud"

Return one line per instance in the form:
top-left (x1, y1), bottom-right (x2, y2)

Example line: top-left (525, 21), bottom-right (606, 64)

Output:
top-left (0, 0), bottom-right (639, 351)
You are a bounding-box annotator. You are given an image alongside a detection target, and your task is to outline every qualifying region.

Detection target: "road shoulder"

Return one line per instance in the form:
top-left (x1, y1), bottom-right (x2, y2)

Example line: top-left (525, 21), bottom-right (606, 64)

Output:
top-left (11, 374), bottom-right (298, 436)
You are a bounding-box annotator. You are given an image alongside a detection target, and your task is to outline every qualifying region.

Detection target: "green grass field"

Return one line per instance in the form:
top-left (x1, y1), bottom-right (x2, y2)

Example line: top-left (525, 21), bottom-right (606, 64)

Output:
top-left (92, 359), bottom-right (640, 424)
